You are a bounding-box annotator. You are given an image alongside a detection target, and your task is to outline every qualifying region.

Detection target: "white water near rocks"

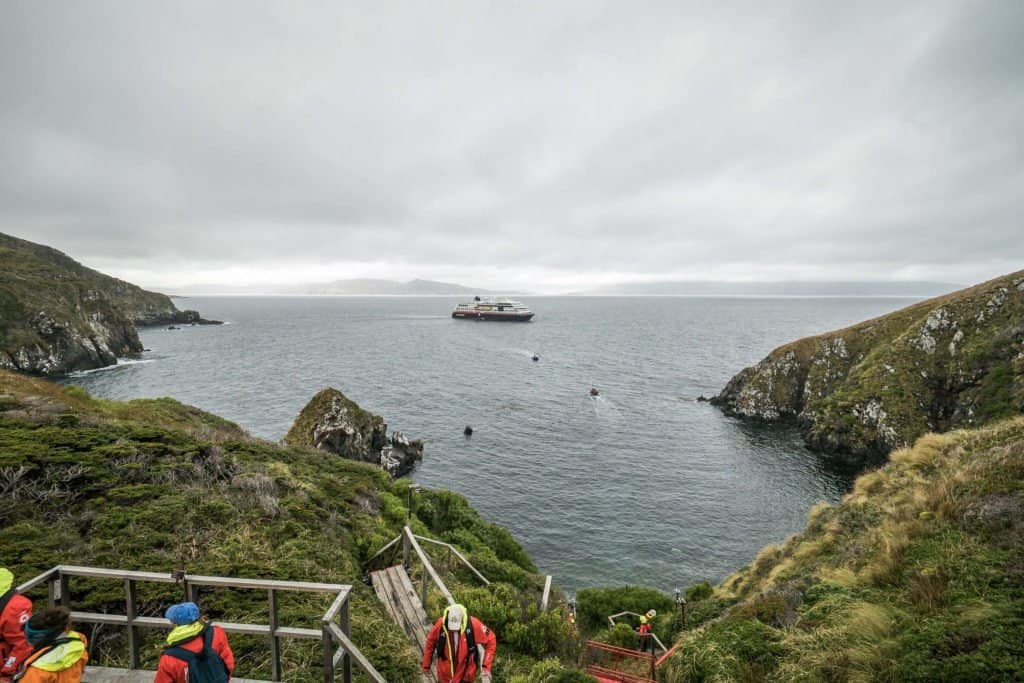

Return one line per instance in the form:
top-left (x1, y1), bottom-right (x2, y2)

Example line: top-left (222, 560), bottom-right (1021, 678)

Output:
top-left (65, 295), bottom-right (920, 593)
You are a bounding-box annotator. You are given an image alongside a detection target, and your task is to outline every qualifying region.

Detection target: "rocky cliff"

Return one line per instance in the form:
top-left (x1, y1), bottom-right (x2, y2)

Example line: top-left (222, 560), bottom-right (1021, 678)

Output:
top-left (0, 232), bottom-right (219, 374)
top-left (283, 387), bottom-right (424, 477)
top-left (712, 270), bottom-right (1024, 462)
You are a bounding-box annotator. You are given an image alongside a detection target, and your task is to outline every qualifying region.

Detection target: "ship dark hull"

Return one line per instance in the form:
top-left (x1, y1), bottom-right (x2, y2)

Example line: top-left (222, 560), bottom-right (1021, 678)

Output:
top-left (452, 312), bottom-right (534, 321)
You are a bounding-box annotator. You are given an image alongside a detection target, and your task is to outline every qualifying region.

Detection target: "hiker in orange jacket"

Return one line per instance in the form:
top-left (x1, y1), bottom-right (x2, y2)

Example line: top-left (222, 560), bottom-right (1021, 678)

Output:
top-left (636, 615), bottom-right (653, 653)
top-left (154, 602), bottom-right (235, 683)
top-left (0, 568), bottom-right (33, 681)
top-left (422, 604), bottom-right (496, 683)
top-left (15, 607), bottom-right (88, 683)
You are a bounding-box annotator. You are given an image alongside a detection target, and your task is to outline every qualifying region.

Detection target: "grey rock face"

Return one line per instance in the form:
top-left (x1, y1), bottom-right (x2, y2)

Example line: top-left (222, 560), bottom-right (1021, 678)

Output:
top-left (294, 389), bottom-right (423, 478)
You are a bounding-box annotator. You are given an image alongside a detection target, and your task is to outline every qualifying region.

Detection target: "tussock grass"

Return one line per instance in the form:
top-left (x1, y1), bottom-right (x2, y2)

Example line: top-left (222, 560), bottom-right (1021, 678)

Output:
top-left (667, 417), bottom-right (1024, 681)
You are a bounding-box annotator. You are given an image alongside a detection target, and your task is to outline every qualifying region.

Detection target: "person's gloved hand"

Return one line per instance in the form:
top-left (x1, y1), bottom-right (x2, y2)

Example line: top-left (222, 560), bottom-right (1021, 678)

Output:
top-left (480, 670), bottom-right (492, 683)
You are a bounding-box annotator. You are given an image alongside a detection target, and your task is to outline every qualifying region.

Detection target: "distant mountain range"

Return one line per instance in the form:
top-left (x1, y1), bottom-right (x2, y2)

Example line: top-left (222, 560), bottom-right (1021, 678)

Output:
top-left (580, 280), bottom-right (962, 297)
top-left (166, 279), bottom-right (498, 296)
top-left (305, 278), bottom-right (494, 295)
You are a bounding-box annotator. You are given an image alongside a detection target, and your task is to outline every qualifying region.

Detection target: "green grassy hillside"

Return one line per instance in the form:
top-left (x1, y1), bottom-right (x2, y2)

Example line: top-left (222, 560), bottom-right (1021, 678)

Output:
top-left (0, 370), bottom-right (574, 681)
top-left (0, 232), bottom-right (210, 374)
top-left (661, 417), bottom-right (1024, 682)
top-left (713, 270), bottom-right (1024, 462)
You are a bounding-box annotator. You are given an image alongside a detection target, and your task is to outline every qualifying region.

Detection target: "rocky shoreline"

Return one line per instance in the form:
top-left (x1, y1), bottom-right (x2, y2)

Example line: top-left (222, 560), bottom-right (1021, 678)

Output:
top-left (0, 232), bottom-right (221, 375)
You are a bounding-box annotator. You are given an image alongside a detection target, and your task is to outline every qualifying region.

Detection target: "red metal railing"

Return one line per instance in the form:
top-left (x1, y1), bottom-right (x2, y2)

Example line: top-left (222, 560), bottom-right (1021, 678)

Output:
top-left (583, 640), bottom-right (656, 683)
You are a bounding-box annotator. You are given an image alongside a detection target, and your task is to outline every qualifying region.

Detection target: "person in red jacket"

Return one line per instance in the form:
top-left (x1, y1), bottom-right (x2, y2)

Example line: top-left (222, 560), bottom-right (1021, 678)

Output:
top-left (0, 568), bottom-right (33, 682)
top-left (154, 602), bottom-right (235, 683)
top-left (422, 604), bottom-right (496, 683)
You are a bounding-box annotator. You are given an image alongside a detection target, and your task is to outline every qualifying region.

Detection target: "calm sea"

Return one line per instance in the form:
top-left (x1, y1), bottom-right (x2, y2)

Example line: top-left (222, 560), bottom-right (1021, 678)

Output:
top-left (65, 295), bottom-right (918, 594)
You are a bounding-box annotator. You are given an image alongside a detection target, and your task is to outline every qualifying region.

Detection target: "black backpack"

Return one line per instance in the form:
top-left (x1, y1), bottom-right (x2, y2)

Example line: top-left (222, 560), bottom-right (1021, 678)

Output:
top-left (163, 625), bottom-right (229, 683)
top-left (434, 620), bottom-right (478, 666)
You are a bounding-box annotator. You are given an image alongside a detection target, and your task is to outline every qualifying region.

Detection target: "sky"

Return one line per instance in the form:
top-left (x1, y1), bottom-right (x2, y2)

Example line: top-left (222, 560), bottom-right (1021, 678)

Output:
top-left (1, 1), bottom-right (1022, 293)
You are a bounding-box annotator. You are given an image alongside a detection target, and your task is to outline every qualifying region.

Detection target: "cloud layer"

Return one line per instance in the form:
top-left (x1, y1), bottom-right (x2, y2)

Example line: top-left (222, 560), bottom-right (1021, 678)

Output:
top-left (1, 1), bottom-right (1021, 290)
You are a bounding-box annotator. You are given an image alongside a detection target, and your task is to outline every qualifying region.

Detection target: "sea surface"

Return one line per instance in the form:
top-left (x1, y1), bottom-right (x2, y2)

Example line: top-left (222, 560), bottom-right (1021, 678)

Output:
top-left (65, 295), bottom-right (920, 595)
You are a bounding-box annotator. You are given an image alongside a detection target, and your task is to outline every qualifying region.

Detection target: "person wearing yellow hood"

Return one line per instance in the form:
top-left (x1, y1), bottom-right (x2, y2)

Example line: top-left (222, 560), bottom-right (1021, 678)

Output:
top-left (422, 604), bottom-right (496, 683)
top-left (13, 607), bottom-right (87, 683)
top-left (0, 568), bottom-right (33, 681)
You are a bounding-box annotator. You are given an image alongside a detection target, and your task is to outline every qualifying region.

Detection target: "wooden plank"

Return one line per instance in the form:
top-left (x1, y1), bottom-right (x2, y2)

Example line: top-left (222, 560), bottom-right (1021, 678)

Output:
top-left (371, 568), bottom-right (422, 649)
top-left (83, 667), bottom-right (269, 682)
top-left (386, 566), bottom-right (424, 647)
top-left (370, 566), bottom-right (436, 683)
top-left (384, 567), bottom-right (429, 651)
top-left (394, 566), bottom-right (432, 645)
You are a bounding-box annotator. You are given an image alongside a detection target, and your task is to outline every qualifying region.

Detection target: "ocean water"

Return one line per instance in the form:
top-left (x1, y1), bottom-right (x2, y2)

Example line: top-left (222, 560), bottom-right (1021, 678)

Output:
top-left (65, 295), bottom-right (919, 594)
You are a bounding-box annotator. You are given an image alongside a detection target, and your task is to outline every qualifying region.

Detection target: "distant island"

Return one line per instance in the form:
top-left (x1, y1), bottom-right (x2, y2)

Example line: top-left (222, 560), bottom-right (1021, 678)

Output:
top-left (580, 280), bottom-right (962, 297)
top-left (165, 278), bottom-right (500, 296)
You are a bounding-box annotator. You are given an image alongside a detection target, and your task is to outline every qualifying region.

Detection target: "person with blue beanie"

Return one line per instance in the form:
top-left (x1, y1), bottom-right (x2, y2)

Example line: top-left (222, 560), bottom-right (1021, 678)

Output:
top-left (155, 602), bottom-right (234, 683)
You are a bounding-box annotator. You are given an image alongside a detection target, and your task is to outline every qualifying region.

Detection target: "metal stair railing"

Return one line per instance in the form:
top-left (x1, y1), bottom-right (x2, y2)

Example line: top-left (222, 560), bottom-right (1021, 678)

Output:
top-left (17, 565), bottom-right (385, 683)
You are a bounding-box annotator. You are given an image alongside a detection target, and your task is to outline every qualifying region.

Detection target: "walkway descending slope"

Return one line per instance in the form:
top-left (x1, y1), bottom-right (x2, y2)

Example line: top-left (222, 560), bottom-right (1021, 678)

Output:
top-left (370, 565), bottom-right (435, 683)
top-left (83, 667), bottom-right (268, 682)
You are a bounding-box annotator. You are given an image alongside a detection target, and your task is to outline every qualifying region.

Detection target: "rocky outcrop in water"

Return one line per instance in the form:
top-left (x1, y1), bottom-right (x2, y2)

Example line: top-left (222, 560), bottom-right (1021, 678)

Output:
top-left (283, 388), bottom-right (424, 478)
top-left (0, 232), bottom-right (220, 375)
top-left (712, 270), bottom-right (1024, 463)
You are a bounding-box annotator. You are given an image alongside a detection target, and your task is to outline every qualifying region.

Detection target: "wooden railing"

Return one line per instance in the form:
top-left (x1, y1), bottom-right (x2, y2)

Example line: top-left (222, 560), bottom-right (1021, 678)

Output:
top-left (17, 565), bottom-right (385, 683)
top-left (364, 526), bottom-right (555, 611)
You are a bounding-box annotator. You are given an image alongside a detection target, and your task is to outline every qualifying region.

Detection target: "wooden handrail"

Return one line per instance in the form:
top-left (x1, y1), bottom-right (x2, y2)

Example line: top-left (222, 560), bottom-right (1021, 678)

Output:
top-left (16, 565), bottom-right (383, 683)
top-left (404, 526), bottom-right (455, 606)
top-left (413, 534), bottom-right (491, 586)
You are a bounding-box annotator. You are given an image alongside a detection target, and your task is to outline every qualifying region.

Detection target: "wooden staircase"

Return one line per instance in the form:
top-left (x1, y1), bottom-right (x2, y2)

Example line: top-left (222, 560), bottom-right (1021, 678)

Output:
top-left (370, 564), bottom-right (436, 682)
top-left (83, 667), bottom-right (268, 682)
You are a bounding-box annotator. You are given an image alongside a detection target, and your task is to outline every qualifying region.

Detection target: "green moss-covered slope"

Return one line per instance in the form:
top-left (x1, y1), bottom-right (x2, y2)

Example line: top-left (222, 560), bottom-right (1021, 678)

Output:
top-left (662, 418), bottom-right (1024, 682)
top-left (712, 270), bottom-right (1024, 462)
top-left (0, 232), bottom-right (212, 374)
top-left (0, 370), bottom-right (573, 681)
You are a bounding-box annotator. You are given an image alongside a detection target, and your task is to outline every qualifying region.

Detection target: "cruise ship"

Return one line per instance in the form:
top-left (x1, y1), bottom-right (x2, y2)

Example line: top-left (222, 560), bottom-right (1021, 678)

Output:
top-left (451, 296), bottom-right (534, 321)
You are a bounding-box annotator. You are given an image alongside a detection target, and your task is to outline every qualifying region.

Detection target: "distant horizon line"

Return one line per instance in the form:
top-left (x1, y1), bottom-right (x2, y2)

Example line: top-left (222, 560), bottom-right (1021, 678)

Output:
top-left (168, 292), bottom-right (938, 299)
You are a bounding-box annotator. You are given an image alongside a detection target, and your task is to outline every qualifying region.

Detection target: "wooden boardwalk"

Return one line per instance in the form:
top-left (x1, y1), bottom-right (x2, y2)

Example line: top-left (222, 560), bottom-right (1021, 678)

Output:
top-left (370, 564), bottom-right (435, 683)
top-left (83, 666), bottom-right (268, 682)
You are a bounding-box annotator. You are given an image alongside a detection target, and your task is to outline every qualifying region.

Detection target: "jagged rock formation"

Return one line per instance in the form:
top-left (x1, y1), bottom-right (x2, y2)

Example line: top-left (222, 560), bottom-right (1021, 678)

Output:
top-left (284, 388), bottom-right (424, 477)
top-left (0, 232), bottom-right (220, 374)
top-left (712, 270), bottom-right (1024, 462)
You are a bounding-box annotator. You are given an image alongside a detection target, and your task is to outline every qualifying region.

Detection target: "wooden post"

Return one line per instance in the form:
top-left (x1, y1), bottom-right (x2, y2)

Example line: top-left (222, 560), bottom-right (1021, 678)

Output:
top-left (125, 579), bottom-right (140, 668)
top-left (57, 572), bottom-right (69, 607)
top-left (340, 599), bottom-right (352, 683)
top-left (322, 623), bottom-right (334, 683)
top-left (420, 566), bottom-right (429, 612)
top-left (541, 575), bottom-right (552, 612)
top-left (402, 530), bottom-right (411, 570)
top-left (268, 589), bottom-right (282, 681)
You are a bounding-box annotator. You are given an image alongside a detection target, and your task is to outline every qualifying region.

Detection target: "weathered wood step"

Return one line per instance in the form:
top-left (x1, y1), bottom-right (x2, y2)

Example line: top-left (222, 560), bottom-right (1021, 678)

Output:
top-left (82, 666), bottom-right (269, 682)
top-left (370, 564), bottom-right (436, 683)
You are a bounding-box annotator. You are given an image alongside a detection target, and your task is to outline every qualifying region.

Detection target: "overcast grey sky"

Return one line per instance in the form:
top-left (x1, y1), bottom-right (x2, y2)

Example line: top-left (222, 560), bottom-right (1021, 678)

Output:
top-left (1, 1), bottom-right (1021, 292)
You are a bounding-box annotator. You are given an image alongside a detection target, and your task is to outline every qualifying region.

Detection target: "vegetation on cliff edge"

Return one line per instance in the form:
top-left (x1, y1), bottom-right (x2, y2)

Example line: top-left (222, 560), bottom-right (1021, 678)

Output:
top-left (713, 269), bottom-right (1024, 461)
top-left (662, 417), bottom-right (1024, 682)
top-left (0, 370), bottom-right (576, 681)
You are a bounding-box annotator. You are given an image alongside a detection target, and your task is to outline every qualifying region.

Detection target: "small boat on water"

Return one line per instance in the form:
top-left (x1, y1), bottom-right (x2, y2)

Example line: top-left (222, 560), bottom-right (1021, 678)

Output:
top-left (452, 296), bottom-right (534, 322)
top-left (589, 387), bottom-right (600, 397)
